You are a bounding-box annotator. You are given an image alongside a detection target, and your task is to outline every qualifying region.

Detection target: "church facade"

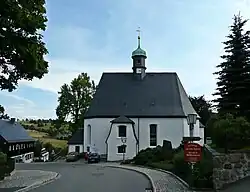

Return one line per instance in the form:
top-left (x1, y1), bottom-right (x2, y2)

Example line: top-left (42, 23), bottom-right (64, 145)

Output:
top-left (83, 35), bottom-right (204, 161)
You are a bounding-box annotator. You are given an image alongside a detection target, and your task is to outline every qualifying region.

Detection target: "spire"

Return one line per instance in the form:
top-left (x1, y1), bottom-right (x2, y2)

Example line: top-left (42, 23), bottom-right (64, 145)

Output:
top-left (132, 27), bottom-right (147, 58)
top-left (136, 27), bottom-right (141, 48)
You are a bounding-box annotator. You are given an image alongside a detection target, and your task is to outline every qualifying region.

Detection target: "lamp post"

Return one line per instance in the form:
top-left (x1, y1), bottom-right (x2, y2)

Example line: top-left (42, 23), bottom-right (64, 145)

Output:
top-left (121, 137), bottom-right (127, 162)
top-left (186, 113), bottom-right (198, 187)
top-left (187, 113), bottom-right (197, 138)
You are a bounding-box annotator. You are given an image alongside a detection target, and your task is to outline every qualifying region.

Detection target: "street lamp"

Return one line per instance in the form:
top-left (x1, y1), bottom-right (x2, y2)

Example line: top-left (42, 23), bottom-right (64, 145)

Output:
top-left (121, 137), bottom-right (127, 162)
top-left (187, 113), bottom-right (197, 138)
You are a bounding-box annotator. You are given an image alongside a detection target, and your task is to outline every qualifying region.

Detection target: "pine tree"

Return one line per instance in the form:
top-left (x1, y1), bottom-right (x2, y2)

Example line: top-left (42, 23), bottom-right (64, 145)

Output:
top-left (213, 13), bottom-right (250, 118)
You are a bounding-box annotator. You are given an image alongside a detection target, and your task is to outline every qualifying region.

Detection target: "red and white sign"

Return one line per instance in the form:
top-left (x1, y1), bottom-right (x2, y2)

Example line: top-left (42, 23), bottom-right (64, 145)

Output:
top-left (184, 143), bottom-right (202, 162)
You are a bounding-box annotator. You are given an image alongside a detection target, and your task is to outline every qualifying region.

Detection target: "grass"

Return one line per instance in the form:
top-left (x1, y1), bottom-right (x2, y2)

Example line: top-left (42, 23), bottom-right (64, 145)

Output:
top-left (38, 138), bottom-right (68, 149)
top-left (20, 121), bottom-right (52, 130)
top-left (27, 130), bottom-right (48, 138)
top-left (27, 130), bottom-right (67, 149)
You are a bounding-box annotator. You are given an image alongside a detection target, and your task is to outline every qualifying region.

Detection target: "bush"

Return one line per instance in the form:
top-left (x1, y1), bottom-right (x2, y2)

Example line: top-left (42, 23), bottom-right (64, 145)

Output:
top-left (43, 142), bottom-right (53, 154)
top-left (0, 152), bottom-right (7, 165)
top-left (212, 114), bottom-right (250, 150)
top-left (0, 153), bottom-right (15, 180)
top-left (34, 140), bottom-right (43, 157)
top-left (172, 150), bottom-right (191, 182)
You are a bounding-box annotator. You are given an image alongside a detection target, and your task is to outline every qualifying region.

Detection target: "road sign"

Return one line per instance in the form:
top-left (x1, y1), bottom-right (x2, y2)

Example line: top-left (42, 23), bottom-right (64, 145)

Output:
top-left (184, 142), bottom-right (202, 162)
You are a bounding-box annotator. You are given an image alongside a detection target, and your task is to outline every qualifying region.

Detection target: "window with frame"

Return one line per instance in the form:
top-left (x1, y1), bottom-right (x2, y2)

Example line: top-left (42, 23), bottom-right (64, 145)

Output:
top-left (117, 145), bottom-right (126, 153)
top-left (75, 146), bottom-right (80, 153)
top-left (118, 125), bottom-right (126, 137)
top-left (150, 124), bottom-right (157, 146)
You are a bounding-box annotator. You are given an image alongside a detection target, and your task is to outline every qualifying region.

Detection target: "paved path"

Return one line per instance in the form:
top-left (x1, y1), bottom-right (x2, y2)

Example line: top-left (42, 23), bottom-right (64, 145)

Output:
top-left (100, 163), bottom-right (190, 192)
top-left (0, 170), bottom-right (57, 191)
top-left (15, 162), bottom-right (151, 192)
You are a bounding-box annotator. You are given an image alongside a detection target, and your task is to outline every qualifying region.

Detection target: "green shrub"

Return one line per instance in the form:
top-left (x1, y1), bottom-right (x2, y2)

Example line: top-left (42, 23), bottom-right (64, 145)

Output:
top-left (172, 150), bottom-right (191, 181)
top-left (43, 142), bottom-right (53, 154)
top-left (212, 114), bottom-right (250, 150)
top-left (34, 140), bottom-right (43, 157)
top-left (193, 156), bottom-right (213, 188)
top-left (0, 152), bottom-right (7, 165)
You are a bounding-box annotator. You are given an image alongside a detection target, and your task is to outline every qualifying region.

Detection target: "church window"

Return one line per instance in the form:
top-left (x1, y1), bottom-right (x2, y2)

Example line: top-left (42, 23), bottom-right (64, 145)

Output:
top-left (149, 124), bottom-right (157, 146)
top-left (118, 125), bottom-right (126, 137)
top-left (117, 145), bottom-right (126, 153)
top-left (137, 59), bottom-right (141, 64)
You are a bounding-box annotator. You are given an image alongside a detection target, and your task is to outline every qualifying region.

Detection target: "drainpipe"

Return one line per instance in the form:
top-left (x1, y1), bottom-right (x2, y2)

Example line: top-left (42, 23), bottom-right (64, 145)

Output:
top-left (137, 118), bottom-right (140, 153)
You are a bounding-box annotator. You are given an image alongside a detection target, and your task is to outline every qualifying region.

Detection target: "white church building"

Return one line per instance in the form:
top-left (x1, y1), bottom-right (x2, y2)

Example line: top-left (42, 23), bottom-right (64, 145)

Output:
top-left (81, 35), bottom-right (204, 161)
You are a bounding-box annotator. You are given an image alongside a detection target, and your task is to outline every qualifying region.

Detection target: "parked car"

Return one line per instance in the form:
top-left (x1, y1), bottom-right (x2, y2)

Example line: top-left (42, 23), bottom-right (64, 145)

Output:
top-left (66, 152), bottom-right (79, 162)
top-left (87, 152), bottom-right (101, 163)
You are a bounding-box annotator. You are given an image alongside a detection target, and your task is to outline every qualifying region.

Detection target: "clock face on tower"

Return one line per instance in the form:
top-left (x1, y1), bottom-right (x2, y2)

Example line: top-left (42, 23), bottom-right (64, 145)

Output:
top-left (136, 68), bottom-right (142, 73)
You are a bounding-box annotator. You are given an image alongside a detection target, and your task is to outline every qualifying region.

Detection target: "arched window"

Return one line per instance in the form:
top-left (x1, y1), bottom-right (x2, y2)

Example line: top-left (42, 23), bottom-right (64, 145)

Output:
top-left (87, 124), bottom-right (91, 145)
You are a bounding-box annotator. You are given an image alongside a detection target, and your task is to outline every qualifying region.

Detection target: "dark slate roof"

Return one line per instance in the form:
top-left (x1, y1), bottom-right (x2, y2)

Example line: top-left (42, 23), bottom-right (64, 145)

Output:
top-left (85, 72), bottom-right (198, 118)
top-left (0, 119), bottom-right (34, 143)
top-left (111, 116), bottom-right (135, 124)
top-left (68, 128), bottom-right (84, 145)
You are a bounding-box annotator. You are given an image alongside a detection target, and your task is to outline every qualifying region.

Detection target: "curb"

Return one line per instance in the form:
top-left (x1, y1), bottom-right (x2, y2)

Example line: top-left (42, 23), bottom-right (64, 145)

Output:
top-left (152, 168), bottom-right (189, 188)
top-left (106, 165), bottom-right (156, 192)
top-left (128, 164), bottom-right (189, 188)
top-left (14, 172), bottom-right (61, 192)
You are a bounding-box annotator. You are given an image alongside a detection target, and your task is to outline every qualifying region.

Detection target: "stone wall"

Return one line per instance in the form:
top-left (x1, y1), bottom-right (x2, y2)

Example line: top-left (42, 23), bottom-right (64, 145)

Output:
top-left (212, 151), bottom-right (250, 189)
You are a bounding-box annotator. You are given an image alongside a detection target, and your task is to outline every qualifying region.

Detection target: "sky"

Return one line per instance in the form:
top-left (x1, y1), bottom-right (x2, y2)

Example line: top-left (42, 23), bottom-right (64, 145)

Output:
top-left (1, 0), bottom-right (250, 119)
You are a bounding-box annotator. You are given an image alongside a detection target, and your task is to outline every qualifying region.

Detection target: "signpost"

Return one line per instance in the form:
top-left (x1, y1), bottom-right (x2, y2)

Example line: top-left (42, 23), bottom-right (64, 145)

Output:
top-left (184, 142), bottom-right (202, 188)
top-left (184, 142), bottom-right (202, 162)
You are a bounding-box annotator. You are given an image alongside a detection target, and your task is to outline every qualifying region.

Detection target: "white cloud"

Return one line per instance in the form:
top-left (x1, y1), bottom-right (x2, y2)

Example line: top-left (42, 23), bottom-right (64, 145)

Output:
top-left (8, 0), bottom-right (250, 118)
top-left (0, 92), bottom-right (35, 106)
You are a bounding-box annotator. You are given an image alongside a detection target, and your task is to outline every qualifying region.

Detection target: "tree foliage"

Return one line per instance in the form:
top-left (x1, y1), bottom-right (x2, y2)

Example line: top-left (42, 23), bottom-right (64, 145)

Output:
top-left (0, 105), bottom-right (9, 119)
top-left (0, 0), bottom-right (49, 92)
top-left (56, 73), bottom-right (96, 132)
top-left (189, 95), bottom-right (213, 126)
top-left (213, 13), bottom-right (250, 118)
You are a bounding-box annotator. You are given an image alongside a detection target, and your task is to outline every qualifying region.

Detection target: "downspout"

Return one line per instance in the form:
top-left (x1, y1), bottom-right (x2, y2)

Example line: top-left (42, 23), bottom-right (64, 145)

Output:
top-left (137, 118), bottom-right (140, 153)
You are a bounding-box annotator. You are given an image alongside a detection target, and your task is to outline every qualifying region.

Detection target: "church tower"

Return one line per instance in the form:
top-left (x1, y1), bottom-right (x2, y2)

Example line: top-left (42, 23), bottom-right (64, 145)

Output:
top-left (132, 28), bottom-right (147, 80)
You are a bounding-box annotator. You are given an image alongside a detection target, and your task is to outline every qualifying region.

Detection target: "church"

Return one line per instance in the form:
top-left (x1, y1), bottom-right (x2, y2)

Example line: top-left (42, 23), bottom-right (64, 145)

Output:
top-left (81, 34), bottom-right (204, 161)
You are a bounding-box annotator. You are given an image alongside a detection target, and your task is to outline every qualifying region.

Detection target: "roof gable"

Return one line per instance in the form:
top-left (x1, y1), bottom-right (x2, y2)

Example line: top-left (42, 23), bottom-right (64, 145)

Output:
top-left (85, 72), bottom-right (198, 118)
top-left (68, 128), bottom-right (84, 145)
top-left (0, 119), bottom-right (34, 143)
top-left (111, 116), bottom-right (134, 124)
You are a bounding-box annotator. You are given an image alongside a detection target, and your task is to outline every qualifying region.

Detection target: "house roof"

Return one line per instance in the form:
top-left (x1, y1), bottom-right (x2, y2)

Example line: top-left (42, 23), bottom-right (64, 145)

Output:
top-left (68, 128), bottom-right (84, 145)
top-left (110, 116), bottom-right (135, 124)
top-left (0, 119), bottom-right (35, 143)
top-left (85, 72), bottom-right (198, 118)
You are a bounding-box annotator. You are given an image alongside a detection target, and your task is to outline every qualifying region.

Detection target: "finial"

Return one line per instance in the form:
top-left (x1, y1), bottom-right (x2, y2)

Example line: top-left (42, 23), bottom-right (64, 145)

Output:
top-left (136, 27), bottom-right (141, 48)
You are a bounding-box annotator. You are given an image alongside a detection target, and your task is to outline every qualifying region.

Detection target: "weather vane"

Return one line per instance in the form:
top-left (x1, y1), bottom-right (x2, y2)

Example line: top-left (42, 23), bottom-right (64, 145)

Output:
top-left (136, 27), bottom-right (141, 38)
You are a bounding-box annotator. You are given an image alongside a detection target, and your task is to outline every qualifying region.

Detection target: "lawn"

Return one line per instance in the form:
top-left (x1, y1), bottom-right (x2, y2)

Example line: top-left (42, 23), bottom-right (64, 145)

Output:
top-left (27, 130), bottom-right (67, 149)
top-left (27, 130), bottom-right (48, 138)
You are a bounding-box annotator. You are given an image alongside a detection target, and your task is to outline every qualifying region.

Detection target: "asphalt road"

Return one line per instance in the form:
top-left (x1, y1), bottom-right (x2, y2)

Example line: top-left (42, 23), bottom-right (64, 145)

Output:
top-left (16, 162), bottom-right (152, 192)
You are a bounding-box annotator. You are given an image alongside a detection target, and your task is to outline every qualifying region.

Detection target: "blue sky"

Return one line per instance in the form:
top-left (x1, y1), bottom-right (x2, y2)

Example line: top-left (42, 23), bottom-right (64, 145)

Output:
top-left (1, 0), bottom-right (250, 119)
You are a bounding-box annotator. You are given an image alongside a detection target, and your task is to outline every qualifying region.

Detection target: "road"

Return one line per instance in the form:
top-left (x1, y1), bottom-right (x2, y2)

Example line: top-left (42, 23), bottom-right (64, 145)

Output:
top-left (16, 162), bottom-right (152, 192)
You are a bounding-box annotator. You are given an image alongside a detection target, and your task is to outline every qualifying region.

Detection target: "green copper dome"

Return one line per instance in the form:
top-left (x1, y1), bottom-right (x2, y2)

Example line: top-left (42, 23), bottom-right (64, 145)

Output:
top-left (132, 47), bottom-right (147, 57)
top-left (132, 36), bottom-right (147, 58)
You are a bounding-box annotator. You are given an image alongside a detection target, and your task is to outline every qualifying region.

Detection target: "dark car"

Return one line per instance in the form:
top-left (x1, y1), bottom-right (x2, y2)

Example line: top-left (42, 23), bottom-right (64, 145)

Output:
top-left (87, 152), bottom-right (101, 163)
top-left (66, 152), bottom-right (79, 162)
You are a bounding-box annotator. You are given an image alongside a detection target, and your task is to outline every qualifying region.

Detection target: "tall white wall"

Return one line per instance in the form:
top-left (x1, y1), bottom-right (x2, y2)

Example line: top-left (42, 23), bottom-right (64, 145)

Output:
top-left (106, 123), bottom-right (137, 161)
top-left (84, 117), bottom-right (204, 157)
